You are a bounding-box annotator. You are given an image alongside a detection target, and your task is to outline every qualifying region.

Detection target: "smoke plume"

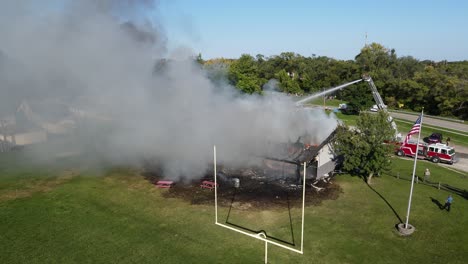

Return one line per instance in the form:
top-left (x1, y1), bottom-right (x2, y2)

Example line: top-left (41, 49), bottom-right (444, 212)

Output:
top-left (0, 1), bottom-right (338, 179)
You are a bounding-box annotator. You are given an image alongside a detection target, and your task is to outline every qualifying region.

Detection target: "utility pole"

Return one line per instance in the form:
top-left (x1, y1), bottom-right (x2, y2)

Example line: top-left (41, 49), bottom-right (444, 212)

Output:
top-left (323, 89), bottom-right (326, 109)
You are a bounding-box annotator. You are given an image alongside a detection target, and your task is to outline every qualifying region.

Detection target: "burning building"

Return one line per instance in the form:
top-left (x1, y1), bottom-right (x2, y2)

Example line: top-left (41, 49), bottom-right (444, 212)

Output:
top-left (150, 128), bottom-right (341, 208)
top-left (263, 129), bottom-right (338, 183)
top-left (208, 128), bottom-right (339, 194)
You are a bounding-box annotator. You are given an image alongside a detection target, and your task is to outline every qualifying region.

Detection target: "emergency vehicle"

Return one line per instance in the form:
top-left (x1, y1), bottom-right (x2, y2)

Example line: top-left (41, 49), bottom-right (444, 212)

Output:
top-left (396, 140), bottom-right (457, 164)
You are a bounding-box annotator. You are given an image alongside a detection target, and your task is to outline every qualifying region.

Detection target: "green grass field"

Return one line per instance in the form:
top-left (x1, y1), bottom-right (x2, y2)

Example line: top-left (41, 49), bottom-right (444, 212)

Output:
top-left (304, 98), bottom-right (344, 108)
top-left (1, 151), bottom-right (467, 263)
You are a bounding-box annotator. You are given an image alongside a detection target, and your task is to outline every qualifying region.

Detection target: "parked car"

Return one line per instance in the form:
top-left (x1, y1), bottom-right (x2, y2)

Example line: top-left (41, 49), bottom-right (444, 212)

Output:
top-left (340, 104), bottom-right (359, 115)
top-left (369, 105), bottom-right (379, 112)
top-left (428, 133), bottom-right (443, 144)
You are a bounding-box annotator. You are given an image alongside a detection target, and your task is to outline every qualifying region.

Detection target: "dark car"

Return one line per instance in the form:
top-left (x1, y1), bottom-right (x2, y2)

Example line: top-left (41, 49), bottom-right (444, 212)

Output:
top-left (340, 104), bottom-right (360, 115)
top-left (428, 133), bottom-right (443, 144)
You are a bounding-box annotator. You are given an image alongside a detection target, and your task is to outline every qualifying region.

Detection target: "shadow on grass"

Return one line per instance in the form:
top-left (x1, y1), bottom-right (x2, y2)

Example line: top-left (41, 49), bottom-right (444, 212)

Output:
top-left (366, 182), bottom-right (403, 223)
top-left (225, 189), bottom-right (296, 246)
top-left (430, 197), bottom-right (443, 209)
top-left (286, 192), bottom-right (296, 246)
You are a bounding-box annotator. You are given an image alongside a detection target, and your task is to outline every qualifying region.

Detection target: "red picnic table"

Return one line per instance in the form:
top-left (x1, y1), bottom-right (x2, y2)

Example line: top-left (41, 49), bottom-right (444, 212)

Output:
top-left (200, 180), bottom-right (218, 190)
top-left (156, 180), bottom-right (174, 188)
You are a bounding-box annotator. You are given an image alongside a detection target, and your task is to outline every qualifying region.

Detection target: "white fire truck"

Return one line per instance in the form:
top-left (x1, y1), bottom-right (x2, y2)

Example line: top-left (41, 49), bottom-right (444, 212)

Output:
top-left (396, 141), bottom-right (457, 164)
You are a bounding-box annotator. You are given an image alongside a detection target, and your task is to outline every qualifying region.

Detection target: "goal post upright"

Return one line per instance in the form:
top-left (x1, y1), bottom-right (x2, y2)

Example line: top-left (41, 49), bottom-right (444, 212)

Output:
top-left (214, 145), bottom-right (218, 224)
top-left (301, 161), bottom-right (306, 253)
top-left (213, 145), bottom-right (306, 262)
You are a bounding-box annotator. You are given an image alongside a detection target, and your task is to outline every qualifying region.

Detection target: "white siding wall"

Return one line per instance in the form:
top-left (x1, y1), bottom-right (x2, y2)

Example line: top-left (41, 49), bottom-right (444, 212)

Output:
top-left (14, 131), bottom-right (47, 145)
top-left (316, 144), bottom-right (336, 179)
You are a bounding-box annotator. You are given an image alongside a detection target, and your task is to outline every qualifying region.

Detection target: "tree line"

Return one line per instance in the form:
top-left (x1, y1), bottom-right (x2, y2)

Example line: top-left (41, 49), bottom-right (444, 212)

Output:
top-left (198, 43), bottom-right (467, 120)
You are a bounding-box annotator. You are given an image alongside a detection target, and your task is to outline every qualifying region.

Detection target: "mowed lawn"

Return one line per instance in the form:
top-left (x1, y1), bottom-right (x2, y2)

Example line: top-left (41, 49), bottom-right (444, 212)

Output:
top-left (1, 153), bottom-right (467, 263)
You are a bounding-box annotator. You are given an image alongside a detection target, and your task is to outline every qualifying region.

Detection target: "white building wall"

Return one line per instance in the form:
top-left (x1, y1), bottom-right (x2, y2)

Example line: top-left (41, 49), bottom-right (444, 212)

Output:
top-left (316, 144), bottom-right (336, 179)
top-left (13, 131), bottom-right (47, 145)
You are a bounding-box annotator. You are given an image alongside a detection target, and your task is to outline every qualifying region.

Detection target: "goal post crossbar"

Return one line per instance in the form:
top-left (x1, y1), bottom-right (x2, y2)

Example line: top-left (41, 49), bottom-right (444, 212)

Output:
top-left (215, 222), bottom-right (303, 254)
top-left (213, 145), bottom-right (306, 257)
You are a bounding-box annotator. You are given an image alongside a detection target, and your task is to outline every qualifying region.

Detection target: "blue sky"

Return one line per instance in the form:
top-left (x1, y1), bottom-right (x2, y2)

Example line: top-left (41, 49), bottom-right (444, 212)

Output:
top-left (158, 0), bottom-right (468, 61)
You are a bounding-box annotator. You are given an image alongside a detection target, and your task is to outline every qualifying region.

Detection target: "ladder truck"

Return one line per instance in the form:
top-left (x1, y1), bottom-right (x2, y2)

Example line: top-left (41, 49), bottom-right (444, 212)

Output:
top-left (362, 75), bottom-right (401, 140)
top-left (296, 75), bottom-right (401, 140)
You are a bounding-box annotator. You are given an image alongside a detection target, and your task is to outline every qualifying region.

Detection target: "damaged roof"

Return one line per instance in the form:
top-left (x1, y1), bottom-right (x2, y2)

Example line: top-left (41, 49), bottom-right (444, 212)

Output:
top-left (263, 128), bottom-right (337, 166)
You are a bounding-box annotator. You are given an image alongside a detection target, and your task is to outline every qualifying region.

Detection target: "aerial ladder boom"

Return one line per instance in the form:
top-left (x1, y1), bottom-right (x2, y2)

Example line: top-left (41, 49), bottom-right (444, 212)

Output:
top-left (295, 75), bottom-right (401, 140)
top-left (362, 75), bottom-right (401, 140)
top-left (363, 75), bottom-right (386, 110)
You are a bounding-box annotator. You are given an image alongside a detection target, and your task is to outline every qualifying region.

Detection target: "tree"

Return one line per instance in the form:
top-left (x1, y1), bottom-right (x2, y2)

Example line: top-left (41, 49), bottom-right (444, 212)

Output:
top-left (332, 111), bottom-right (395, 184)
top-left (411, 66), bottom-right (463, 116)
top-left (340, 82), bottom-right (374, 111)
top-left (394, 56), bottom-right (423, 79)
top-left (221, 45), bottom-right (467, 120)
top-left (275, 69), bottom-right (302, 94)
top-left (195, 53), bottom-right (204, 65)
top-left (355, 43), bottom-right (396, 73)
top-left (228, 54), bottom-right (264, 94)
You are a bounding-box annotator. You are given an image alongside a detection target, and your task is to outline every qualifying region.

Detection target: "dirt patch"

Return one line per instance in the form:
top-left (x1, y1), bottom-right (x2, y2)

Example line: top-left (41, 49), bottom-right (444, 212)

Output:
top-left (143, 171), bottom-right (342, 210)
top-left (0, 169), bottom-right (78, 202)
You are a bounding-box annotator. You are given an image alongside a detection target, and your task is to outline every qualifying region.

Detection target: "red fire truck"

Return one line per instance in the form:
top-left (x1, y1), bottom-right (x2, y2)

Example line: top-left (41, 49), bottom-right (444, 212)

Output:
top-left (396, 141), bottom-right (457, 164)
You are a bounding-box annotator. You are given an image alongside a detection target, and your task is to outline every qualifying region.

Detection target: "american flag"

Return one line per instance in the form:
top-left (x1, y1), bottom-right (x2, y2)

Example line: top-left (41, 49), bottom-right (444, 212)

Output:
top-left (403, 115), bottom-right (422, 145)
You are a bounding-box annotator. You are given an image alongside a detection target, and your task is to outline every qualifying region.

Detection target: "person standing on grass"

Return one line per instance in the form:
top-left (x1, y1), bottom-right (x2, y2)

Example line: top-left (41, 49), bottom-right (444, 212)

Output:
top-left (442, 195), bottom-right (453, 212)
top-left (424, 168), bottom-right (430, 183)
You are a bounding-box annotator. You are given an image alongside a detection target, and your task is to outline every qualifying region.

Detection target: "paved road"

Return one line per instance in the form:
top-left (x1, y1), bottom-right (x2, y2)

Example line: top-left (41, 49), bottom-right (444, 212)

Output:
top-left (389, 112), bottom-right (467, 134)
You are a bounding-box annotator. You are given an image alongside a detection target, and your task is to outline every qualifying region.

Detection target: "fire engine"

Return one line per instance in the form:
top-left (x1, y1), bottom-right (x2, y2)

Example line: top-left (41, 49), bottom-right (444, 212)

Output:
top-left (396, 140), bottom-right (457, 164)
top-left (295, 75), bottom-right (458, 165)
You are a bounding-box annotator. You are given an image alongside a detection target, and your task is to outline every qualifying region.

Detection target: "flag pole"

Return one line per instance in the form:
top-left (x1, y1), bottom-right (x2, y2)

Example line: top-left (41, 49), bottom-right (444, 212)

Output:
top-left (405, 109), bottom-right (424, 229)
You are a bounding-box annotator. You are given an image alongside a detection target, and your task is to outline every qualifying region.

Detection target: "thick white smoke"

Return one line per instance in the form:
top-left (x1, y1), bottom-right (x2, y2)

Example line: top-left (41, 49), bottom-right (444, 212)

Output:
top-left (0, 1), bottom-right (338, 179)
